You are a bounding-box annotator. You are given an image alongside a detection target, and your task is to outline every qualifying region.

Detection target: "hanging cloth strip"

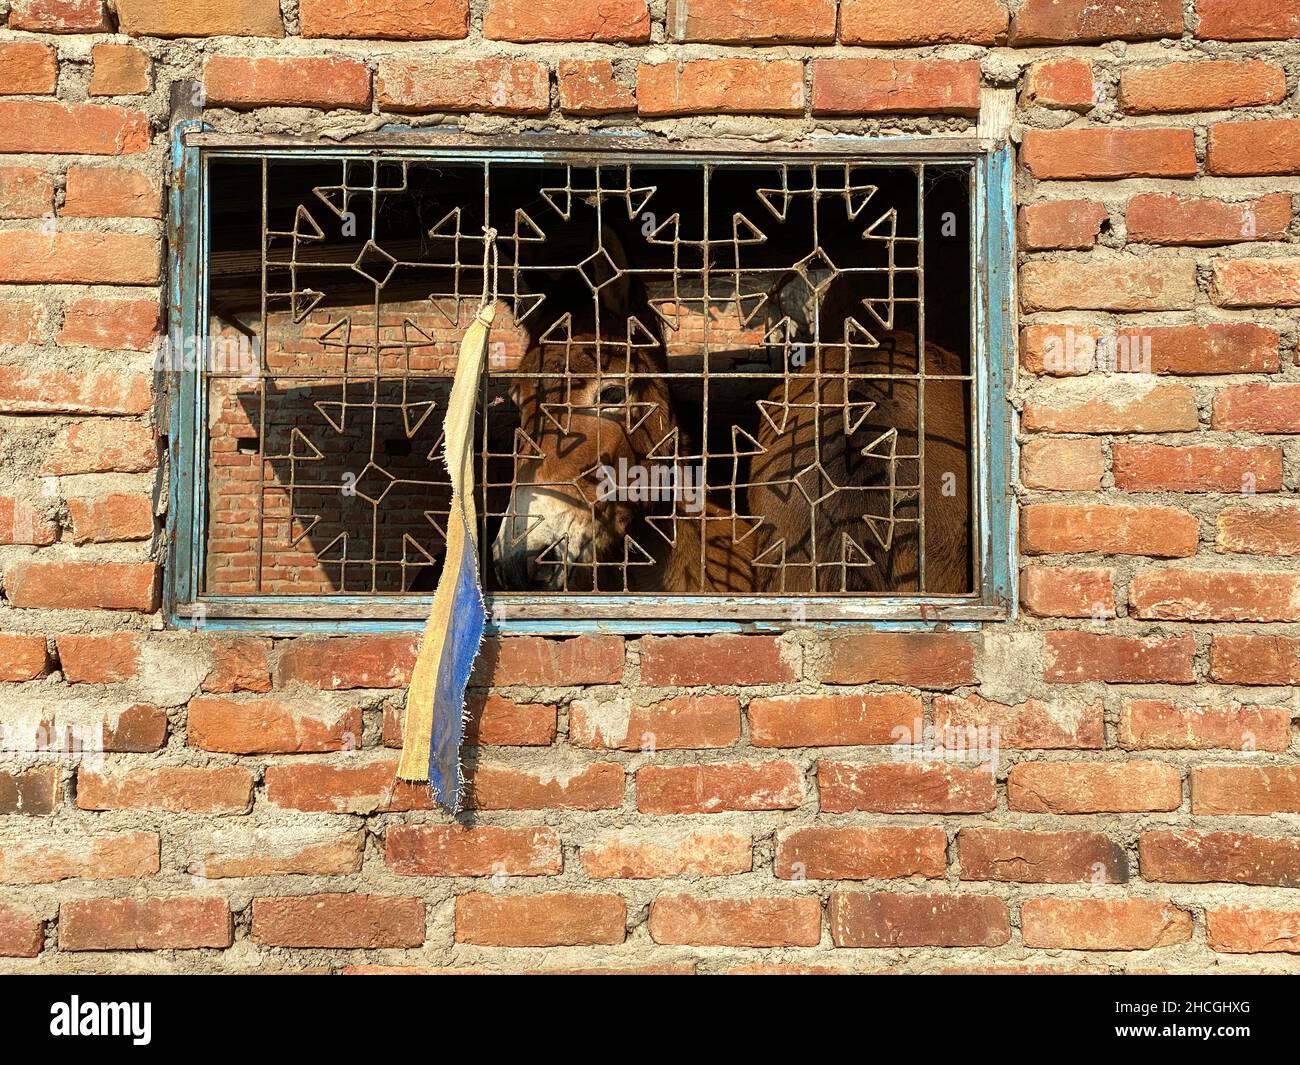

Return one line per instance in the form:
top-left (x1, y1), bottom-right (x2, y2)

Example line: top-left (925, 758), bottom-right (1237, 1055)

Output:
top-left (397, 228), bottom-right (498, 812)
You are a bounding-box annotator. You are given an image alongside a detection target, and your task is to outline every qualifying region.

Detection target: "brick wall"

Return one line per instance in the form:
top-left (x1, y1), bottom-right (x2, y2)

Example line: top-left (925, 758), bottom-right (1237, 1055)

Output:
top-left (1, 0), bottom-right (1299, 973)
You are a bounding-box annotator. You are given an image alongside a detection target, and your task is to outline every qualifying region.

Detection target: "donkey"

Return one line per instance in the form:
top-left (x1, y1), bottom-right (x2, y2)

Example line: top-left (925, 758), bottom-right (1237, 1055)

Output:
top-left (489, 223), bottom-right (755, 594)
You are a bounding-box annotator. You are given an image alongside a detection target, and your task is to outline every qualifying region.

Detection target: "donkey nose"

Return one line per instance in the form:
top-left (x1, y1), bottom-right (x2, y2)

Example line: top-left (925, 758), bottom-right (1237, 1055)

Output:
top-left (492, 534), bottom-right (536, 591)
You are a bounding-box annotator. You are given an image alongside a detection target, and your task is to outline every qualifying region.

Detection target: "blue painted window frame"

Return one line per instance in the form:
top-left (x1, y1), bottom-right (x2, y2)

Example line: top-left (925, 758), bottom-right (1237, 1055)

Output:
top-left (165, 126), bottom-right (1016, 636)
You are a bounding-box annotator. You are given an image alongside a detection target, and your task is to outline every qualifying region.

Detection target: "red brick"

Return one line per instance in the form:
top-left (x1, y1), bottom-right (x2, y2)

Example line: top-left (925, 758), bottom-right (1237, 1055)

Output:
top-left (276, 635), bottom-right (418, 689)
top-left (114, 0), bottom-right (284, 36)
top-left (1045, 631), bottom-right (1195, 684)
top-left (748, 692), bottom-right (920, 747)
top-left (469, 762), bottom-right (624, 811)
top-left (0, 166), bottom-right (54, 219)
top-left (1192, 766), bottom-right (1300, 815)
top-left (1212, 258), bottom-right (1300, 307)
top-left (935, 693), bottom-right (1105, 749)
top-left (62, 168), bottom-right (160, 220)
top-left (1019, 437), bottom-right (1105, 490)
top-left (0, 301), bottom-right (40, 345)
top-left (1021, 503), bottom-right (1198, 558)
top-left (1113, 443), bottom-right (1283, 492)
top-left (9, 0), bottom-right (109, 31)
top-left (581, 830), bottom-right (752, 879)
top-left (557, 61), bottom-right (634, 115)
top-left (650, 895), bottom-right (820, 947)
top-left (819, 761), bottom-right (996, 814)
top-left (6, 561), bottom-right (158, 612)
top-left (264, 759), bottom-right (431, 814)
top-left (1121, 698), bottom-right (1291, 751)
top-left (455, 893), bottom-right (624, 946)
top-left (43, 420), bottom-right (156, 476)
top-left (639, 634), bottom-right (791, 686)
top-left (0, 101), bottom-right (149, 154)
top-left (1022, 898), bottom-right (1192, 950)
top-left (0, 767), bottom-right (59, 815)
top-left (670, 0), bottom-right (836, 43)
top-left (0, 830), bottom-right (157, 884)
top-left (776, 826), bottom-right (947, 880)
top-left (0, 232), bottom-right (157, 284)
top-left (830, 892), bottom-right (1010, 948)
top-left (570, 693), bottom-right (739, 750)
top-left (299, 0), bottom-right (467, 38)
top-left (0, 42), bottom-right (56, 95)
top-left (1022, 127), bottom-right (1196, 179)
top-left (638, 59), bottom-right (804, 117)
top-left (0, 633), bottom-right (49, 681)
top-left (253, 894), bottom-right (424, 948)
top-left (1141, 830), bottom-right (1300, 887)
top-left (66, 493), bottom-right (154, 544)
top-left (1196, 0), bottom-right (1300, 40)
top-left (1021, 261), bottom-right (1196, 313)
top-left (811, 59), bottom-right (981, 116)
top-left (0, 905), bottom-right (43, 957)
top-left (1011, 0), bottom-right (1183, 42)
top-left (77, 765), bottom-right (253, 813)
top-left (58, 297), bottom-right (160, 351)
top-left (1019, 200), bottom-right (1107, 250)
top-left (464, 694), bottom-right (556, 745)
top-left (636, 760), bottom-right (802, 814)
top-left (1217, 504), bottom-right (1300, 556)
top-left (387, 824), bottom-right (561, 876)
top-left (188, 696), bottom-right (361, 754)
top-left (1021, 566), bottom-right (1116, 618)
top-left (1008, 761), bottom-right (1183, 813)
top-left (0, 496), bottom-right (55, 546)
top-left (1210, 634), bottom-right (1300, 684)
top-left (822, 632), bottom-right (976, 688)
top-left (842, 0), bottom-right (1007, 43)
top-left (1131, 568), bottom-right (1300, 622)
top-left (0, 368), bottom-right (151, 415)
top-left (1207, 118), bottom-right (1300, 176)
top-left (1122, 60), bottom-right (1286, 115)
top-left (205, 56), bottom-right (371, 110)
top-left (89, 43), bottom-right (151, 96)
top-left (1022, 322), bottom-right (1280, 376)
top-left (485, 0), bottom-right (649, 41)
top-left (1023, 58), bottom-right (1095, 110)
top-left (60, 896), bottom-right (232, 950)
top-left (475, 635), bottom-right (623, 685)
top-left (201, 636), bottom-right (272, 694)
top-left (102, 703), bottom-right (167, 753)
top-left (1214, 383), bottom-right (1300, 434)
top-left (1207, 907), bottom-right (1300, 954)
top-left (960, 828), bottom-right (1128, 883)
top-left (1128, 192), bottom-right (1291, 246)
top-left (57, 632), bottom-right (141, 683)
top-left (189, 829), bottom-right (364, 878)
top-left (376, 57), bottom-right (549, 115)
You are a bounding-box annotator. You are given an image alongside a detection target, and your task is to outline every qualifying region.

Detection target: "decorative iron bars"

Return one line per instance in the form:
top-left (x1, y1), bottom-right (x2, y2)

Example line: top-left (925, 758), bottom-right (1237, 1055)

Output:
top-left (203, 153), bottom-right (975, 600)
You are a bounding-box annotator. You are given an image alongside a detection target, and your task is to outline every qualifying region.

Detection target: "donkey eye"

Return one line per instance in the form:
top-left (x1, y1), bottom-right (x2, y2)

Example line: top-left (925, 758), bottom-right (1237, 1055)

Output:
top-left (597, 383), bottom-right (627, 406)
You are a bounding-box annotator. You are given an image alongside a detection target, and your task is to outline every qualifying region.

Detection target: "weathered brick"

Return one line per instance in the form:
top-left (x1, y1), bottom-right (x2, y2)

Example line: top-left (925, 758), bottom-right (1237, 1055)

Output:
top-left (0, 102), bottom-right (149, 154)
top-left (1207, 907), bottom-right (1300, 954)
top-left (1022, 322), bottom-right (1279, 376)
top-left (66, 493), bottom-right (154, 544)
top-left (841, 0), bottom-right (1007, 43)
top-left (9, 0), bottom-right (109, 31)
top-left (299, 0), bottom-right (467, 38)
top-left (189, 828), bottom-right (364, 878)
top-left (1121, 698), bottom-right (1290, 751)
top-left (469, 762), bottom-right (624, 811)
top-left (1121, 60), bottom-right (1286, 114)
top-left (1008, 761), bottom-right (1183, 813)
top-left (264, 760), bottom-right (431, 814)
top-left (1021, 260), bottom-right (1197, 312)
top-left (638, 59), bottom-right (804, 116)
top-left (1192, 766), bottom-right (1300, 815)
top-left (89, 43), bottom-right (151, 96)
top-left (0, 41), bottom-right (57, 94)
top-left (0, 231), bottom-right (158, 286)
top-left (582, 829), bottom-right (752, 879)
top-left (570, 693), bottom-right (739, 750)
top-left (819, 761), bottom-right (996, 814)
top-left (0, 830), bottom-right (157, 884)
top-left (60, 896), bottom-right (232, 950)
top-left (1141, 830), bottom-right (1300, 887)
top-left (636, 760), bottom-right (802, 814)
top-left (1045, 631), bottom-right (1195, 684)
top-left (830, 892), bottom-right (1010, 947)
top-left (1210, 634), bottom-right (1300, 684)
top-left (464, 694), bottom-right (556, 746)
top-left (1019, 199), bottom-right (1107, 250)
top-left (1022, 504), bottom-right (1198, 558)
top-left (376, 57), bottom-right (549, 114)
top-left (253, 894), bottom-right (424, 948)
top-left (386, 824), bottom-right (560, 877)
top-left (0, 166), bottom-right (54, 219)
top-left (1019, 437), bottom-right (1105, 490)
top-left (0, 905), bottom-right (43, 957)
top-left (1214, 383), bottom-right (1300, 434)
top-left (650, 895), bottom-right (820, 947)
top-left (101, 703), bottom-right (167, 753)
top-left (455, 892), bottom-right (624, 946)
top-left (0, 496), bottom-right (56, 546)
top-left (776, 826), bottom-right (947, 880)
top-left (1022, 898), bottom-right (1191, 949)
top-left (62, 168), bottom-right (160, 220)
top-left (935, 693), bottom-right (1105, 749)
top-left (114, 0), bottom-right (284, 36)
top-left (5, 561), bottom-right (158, 612)
top-left (188, 696), bottom-right (362, 754)
top-left (1217, 504), bottom-right (1300, 556)
top-left (1128, 192), bottom-right (1291, 246)
top-left (56, 632), bottom-right (141, 683)
top-left (960, 828), bottom-right (1128, 883)
top-left (1130, 569), bottom-right (1300, 622)
top-left (1196, 0), bottom-right (1300, 40)
top-left (1023, 58), bottom-right (1095, 110)
top-left (0, 633), bottom-right (49, 681)
top-left (640, 634), bottom-right (792, 686)
top-left (1010, 0), bottom-right (1183, 42)
top-left (1113, 443), bottom-right (1283, 493)
top-left (276, 635), bottom-right (418, 689)
top-left (201, 636), bottom-right (271, 694)
top-left (0, 368), bottom-right (151, 415)
top-left (204, 56), bottom-right (372, 110)
top-left (485, 0), bottom-right (650, 41)
top-left (811, 59), bottom-right (981, 116)
top-left (475, 635), bottom-right (623, 685)
top-left (0, 767), bottom-right (59, 815)
top-left (77, 765), bottom-right (253, 813)
top-left (557, 60), bottom-right (634, 115)
top-left (43, 420), bottom-right (156, 476)
top-left (822, 632), bottom-right (976, 688)
top-left (670, 0), bottom-right (836, 43)
top-left (1021, 127), bottom-right (1196, 179)
top-left (0, 301), bottom-right (40, 345)
top-left (1021, 566), bottom-right (1117, 619)
top-left (748, 692), bottom-right (920, 747)
top-left (1212, 258), bottom-right (1300, 307)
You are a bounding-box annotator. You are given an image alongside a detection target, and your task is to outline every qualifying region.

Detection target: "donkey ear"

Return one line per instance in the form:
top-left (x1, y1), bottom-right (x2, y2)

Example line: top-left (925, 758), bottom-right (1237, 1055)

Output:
top-left (595, 223), bottom-right (632, 322)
